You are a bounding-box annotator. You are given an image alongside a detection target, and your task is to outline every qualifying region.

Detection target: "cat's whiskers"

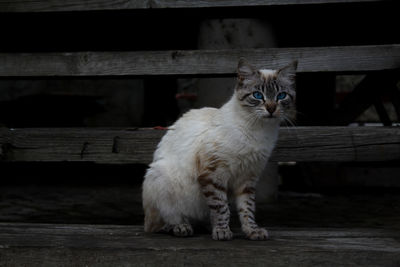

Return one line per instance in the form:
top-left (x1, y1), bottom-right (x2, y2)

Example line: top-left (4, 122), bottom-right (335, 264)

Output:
top-left (242, 111), bottom-right (261, 129)
top-left (282, 114), bottom-right (297, 128)
top-left (281, 113), bottom-right (300, 141)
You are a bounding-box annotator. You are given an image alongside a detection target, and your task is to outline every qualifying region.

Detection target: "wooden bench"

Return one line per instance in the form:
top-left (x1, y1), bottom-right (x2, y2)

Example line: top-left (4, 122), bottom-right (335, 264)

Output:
top-left (0, 45), bottom-right (399, 162)
top-left (0, 0), bottom-right (399, 266)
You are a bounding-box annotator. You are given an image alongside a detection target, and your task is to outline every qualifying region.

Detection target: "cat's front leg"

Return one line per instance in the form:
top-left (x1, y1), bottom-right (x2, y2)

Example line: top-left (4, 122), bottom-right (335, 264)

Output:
top-left (235, 180), bottom-right (269, 240)
top-left (198, 175), bottom-right (233, 241)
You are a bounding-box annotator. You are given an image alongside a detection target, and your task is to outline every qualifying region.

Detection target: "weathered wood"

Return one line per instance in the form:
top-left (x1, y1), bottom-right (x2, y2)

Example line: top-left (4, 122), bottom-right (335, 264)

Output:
top-left (0, 0), bottom-right (389, 12)
top-left (0, 128), bottom-right (160, 164)
top-left (0, 127), bottom-right (399, 163)
top-left (274, 126), bottom-right (400, 162)
top-left (0, 223), bottom-right (399, 266)
top-left (0, 45), bottom-right (399, 77)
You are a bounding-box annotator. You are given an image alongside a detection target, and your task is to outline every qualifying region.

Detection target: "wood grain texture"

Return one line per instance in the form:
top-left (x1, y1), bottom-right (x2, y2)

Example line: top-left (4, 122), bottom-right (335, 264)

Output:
top-left (0, 223), bottom-right (399, 266)
top-left (1, 127), bottom-right (399, 163)
top-left (0, 45), bottom-right (399, 77)
top-left (0, 0), bottom-right (389, 12)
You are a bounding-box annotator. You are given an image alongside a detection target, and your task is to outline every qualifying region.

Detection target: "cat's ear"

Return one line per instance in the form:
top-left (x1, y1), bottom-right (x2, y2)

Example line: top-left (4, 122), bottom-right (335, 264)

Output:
top-left (277, 60), bottom-right (298, 86)
top-left (237, 58), bottom-right (257, 81)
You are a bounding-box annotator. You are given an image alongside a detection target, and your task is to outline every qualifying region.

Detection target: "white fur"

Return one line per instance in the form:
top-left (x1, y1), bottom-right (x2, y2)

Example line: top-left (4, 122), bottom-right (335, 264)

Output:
top-left (142, 90), bottom-right (280, 228)
top-left (259, 69), bottom-right (277, 79)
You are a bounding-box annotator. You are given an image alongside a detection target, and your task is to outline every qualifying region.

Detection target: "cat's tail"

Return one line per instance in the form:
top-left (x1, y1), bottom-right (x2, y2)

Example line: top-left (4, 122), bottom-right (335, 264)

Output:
top-left (144, 205), bottom-right (165, 233)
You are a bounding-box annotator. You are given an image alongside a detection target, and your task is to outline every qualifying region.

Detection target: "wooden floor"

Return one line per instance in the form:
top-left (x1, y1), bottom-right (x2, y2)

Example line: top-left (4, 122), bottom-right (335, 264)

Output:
top-left (0, 223), bottom-right (399, 266)
top-left (0, 181), bottom-right (399, 266)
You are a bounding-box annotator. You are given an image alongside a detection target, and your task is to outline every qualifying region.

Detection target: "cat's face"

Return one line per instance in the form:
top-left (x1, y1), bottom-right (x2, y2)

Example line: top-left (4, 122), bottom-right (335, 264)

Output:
top-left (235, 58), bottom-right (297, 124)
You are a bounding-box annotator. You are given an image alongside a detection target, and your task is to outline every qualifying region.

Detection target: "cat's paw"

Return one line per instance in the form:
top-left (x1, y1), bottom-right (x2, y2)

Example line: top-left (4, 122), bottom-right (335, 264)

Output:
top-left (212, 226), bottom-right (233, 241)
top-left (245, 227), bottom-right (269, 241)
top-left (172, 223), bottom-right (194, 237)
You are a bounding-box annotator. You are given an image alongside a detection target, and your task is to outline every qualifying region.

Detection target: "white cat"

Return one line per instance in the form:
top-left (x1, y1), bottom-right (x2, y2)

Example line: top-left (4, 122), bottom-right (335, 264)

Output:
top-left (142, 59), bottom-right (297, 240)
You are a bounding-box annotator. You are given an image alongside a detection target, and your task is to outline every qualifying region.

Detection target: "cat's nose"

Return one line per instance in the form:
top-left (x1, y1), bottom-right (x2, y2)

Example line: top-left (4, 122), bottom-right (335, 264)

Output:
top-left (266, 103), bottom-right (277, 114)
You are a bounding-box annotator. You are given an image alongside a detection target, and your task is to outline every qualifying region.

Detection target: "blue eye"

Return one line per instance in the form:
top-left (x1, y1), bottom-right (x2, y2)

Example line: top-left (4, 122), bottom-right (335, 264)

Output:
top-left (277, 92), bottom-right (287, 100)
top-left (252, 91), bottom-right (264, 100)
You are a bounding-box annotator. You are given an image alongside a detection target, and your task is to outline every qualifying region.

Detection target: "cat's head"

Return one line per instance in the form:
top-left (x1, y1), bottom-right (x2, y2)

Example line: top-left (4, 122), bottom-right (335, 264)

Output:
top-left (235, 58), bottom-right (297, 124)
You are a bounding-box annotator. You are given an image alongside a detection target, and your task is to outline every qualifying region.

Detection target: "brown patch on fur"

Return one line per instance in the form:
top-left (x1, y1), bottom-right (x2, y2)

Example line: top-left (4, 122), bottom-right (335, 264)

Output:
top-left (206, 154), bottom-right (224, 172)
top-left (209, 204), bottom-right (224, 210)
top-left (144, 206), bottom-right (165, 233)
top-left (207, 165), bottom-right (217, 172)
top-left (198, 176), bottom-right (212, 187)
top-left (211, 182), bottom-right (227, 192)
top-left (240, 187), bottom-right (256, 195)
top-left (196, 150), bottom-right (227, 174)
top-left (195, 152), bottom-right (202, 173)
top-left (198, 177), bottom-right (227, 192)
top-left (196, 150), bottom-right (228, 202)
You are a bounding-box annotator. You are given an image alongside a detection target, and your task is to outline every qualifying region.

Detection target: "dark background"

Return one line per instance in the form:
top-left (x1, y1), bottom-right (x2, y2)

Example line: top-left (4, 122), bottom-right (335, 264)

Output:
top-left (0, 2), bottom-right (399, 225)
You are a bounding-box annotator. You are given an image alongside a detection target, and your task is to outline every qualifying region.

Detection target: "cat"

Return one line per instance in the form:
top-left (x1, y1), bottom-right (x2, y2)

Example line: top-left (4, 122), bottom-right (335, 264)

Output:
top-left (142, 58), bottom-right (297, 240)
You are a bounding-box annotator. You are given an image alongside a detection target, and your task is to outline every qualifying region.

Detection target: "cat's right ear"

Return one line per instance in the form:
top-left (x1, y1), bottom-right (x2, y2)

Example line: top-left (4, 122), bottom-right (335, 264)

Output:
top-left (237, 58), bottom-right (257, 81)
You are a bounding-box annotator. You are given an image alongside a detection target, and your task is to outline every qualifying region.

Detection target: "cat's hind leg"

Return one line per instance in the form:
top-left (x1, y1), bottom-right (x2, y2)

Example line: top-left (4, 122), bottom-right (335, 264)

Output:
top-left (158, 203), bottom-right (194, 237)
top-left (162, 223), bottom-right (194, 237)
top-left (143, 205), bottom-right (165, 233)
top-left (143, 202), bottom-right (194, 237)
top-left (143, 163), bottom-right (194, 237)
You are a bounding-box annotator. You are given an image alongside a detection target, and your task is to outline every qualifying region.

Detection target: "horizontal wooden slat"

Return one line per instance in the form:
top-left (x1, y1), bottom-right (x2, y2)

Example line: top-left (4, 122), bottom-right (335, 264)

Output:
top-left (0, 223), bottom-right (399, 266)
top-left (1, 127), bottom-right (399, 163)
top-left (0, 0), bottom-right (388, 13)
top-left (0, 45), bottom-right (399, 77)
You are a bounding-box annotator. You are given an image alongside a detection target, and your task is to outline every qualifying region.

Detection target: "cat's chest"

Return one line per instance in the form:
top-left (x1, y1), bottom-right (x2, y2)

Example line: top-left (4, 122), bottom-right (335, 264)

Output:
top-left (232, 141), bottom-right (272, 169)
top-left (227, 125), bottom-right (278, 152)
top-left (220, 126), bottom-right (278, 173)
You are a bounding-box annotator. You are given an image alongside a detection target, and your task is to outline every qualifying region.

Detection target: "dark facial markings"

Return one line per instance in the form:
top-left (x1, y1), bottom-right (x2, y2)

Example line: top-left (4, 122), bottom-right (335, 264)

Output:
top-left (246, 98), bottom-right (262, 107)
top-left (270, 79), bottom-right (280, 93)
top-left (236, 60), bottom-right (297, 123)
top-left (239, 92), bottom-right (252, 101)
top-left (237, 71), bottom-right (295, 117)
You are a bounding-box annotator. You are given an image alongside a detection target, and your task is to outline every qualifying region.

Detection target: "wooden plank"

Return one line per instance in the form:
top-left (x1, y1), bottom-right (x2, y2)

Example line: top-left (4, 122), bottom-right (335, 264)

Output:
top-left (274, 126), bottom-right (400, 162)
top-left (1, 127), bottom-right (399, 163)
top-left (0, 0), bottom-right (389, 13)
top-left (0, 223), bottom-right (399, 266)
top-left (0, 45), bottom-right (399, 77)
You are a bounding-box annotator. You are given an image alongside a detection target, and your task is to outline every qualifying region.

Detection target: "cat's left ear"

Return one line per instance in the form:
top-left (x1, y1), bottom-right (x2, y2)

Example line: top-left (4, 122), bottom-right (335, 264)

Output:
top-left (237, 58), bottom-right (257, 81)
top-left (277, 60), bottom-right (298, 86)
